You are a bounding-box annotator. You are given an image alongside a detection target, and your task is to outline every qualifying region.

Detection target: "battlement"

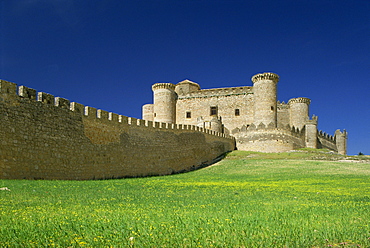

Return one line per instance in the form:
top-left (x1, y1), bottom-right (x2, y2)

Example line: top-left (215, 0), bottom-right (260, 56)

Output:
top-left (152, 82), bottom-right (176, 91)
top-left (231, 122), bottom-right (305, 153)
top-left (232, 122), bottom-right (305, 138)
top-left (277, 101), bottom-right (289, 110)
top-left (335, 129), bottom-right (348, 138)
top-left (306, 115), bottom-right (318, 125)
top-left (288, 97), bottom-right (311, 105)
top-left (178, 86), bottom-right (252, 99)
top-left (0, 79), bottom-right (234, 139)
top-left (318, 130), bottom-right (335, 141)
top-left (251, 72), bottom-right (279, 84)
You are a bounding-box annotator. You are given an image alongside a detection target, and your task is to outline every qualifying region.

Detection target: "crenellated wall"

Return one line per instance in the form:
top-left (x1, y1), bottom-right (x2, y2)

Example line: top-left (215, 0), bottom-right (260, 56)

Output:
top-left (232, 122), bottom-right (306, 152)
top-left (0, 80), bottom-right (235, 180)
top-left (317, 130), bottom-right (337, 152)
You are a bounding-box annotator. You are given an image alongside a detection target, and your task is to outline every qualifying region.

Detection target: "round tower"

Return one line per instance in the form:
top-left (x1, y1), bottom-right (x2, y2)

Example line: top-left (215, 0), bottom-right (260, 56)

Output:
top-left (152, 83), bottom-right (177, 123)
top-left (251, 72), bottom-right (279, 127)
top-left (142, 104), bottom-right (154, 121)
top-left (288, 97), bottom-right (311, 130)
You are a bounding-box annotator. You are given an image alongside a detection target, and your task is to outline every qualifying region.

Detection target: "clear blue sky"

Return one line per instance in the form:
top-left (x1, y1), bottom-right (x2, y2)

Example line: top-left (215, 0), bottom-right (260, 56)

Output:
top-left (1, 0), bottom-right (369, 155)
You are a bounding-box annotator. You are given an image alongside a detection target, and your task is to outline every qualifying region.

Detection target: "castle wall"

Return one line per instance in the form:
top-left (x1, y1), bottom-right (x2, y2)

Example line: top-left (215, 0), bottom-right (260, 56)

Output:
top-left (277, 102), bottom-right (290, 127)
top-left (317, 131), bottom-right (337, 152)
top-left (233, 124), bottom-right (305, 153)
top-left (176, 87), bottom-right (254, 133)
top-left (0, 80), bottom-right (235, 180)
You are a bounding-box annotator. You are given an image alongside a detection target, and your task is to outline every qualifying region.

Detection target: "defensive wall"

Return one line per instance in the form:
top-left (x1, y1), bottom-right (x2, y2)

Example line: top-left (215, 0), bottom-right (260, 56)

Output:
top-left (0, 80), bottom-right (235, 180)
top-left (231, 122), bottom-right (306, 153)
top-left (317, 130), bottom-right (338, 152)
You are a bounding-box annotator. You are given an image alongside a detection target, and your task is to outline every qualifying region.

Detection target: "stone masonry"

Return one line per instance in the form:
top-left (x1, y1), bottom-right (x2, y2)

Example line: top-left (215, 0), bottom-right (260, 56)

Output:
top-left (143, 72), bottom-right (347, 154)
top-left (0, 80), bottom-right (235, 180)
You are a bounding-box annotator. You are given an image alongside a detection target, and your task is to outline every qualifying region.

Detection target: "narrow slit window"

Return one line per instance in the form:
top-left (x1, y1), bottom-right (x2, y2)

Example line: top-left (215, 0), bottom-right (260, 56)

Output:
top-left (210, 106), bottom-right (218, 116)
top-left (186, 111), bottom-right (191, 118)
top-left (235, 109), bottom-right (240, 116)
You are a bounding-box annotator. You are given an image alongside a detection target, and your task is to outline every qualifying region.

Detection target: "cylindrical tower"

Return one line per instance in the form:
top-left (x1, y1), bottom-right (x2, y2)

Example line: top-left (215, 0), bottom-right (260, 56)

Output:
top-left (288, 97), bottom-right (311, 130)
top-left (142, 104), bottom-right (154, 121)
top-left (152, 83), bottom-right (177, 123)
top-left (251, 72), bottom-right (279, 127)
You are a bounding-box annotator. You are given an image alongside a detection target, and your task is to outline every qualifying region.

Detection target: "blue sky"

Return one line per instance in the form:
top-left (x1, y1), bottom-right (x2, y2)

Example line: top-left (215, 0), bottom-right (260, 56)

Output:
top-left (1, 0), bottom-right (369, 155)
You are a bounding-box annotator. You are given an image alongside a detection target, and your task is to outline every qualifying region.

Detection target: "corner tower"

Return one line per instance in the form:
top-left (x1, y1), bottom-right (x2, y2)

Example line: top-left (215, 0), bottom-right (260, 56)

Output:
top-left (152, 83), bottom-right (177, 123)
top-left (335, 129), bottom-right (348, 155)
top-left (251, 72), bottom-right (279, 127)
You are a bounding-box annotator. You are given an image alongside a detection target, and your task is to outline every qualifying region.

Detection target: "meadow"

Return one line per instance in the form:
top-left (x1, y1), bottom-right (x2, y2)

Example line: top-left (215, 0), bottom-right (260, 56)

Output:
top-left (1, 150), bottom-right (370, 247)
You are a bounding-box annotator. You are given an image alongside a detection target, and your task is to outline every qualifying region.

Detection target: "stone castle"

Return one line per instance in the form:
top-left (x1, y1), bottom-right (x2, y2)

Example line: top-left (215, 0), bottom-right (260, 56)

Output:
top-left (0, 72), bottom-right (346, 180)
top-left (142, 72), bottom-right (347, 154)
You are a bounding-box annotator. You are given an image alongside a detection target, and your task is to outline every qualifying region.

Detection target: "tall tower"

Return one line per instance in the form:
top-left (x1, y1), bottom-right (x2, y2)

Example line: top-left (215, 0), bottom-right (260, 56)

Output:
top-left (288, 97), bottom-right (311, 130)
top-left (251, 72), bottom-right (279, 127)
top-left (152, 83), bottom-right (177, 123)
top-left (305, 116), bottom-right (318, 149)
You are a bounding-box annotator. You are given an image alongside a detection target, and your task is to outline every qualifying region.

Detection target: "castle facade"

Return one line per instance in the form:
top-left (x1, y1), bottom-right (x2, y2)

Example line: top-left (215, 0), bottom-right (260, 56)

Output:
top-left (142, 72), bottom-right (347, 154)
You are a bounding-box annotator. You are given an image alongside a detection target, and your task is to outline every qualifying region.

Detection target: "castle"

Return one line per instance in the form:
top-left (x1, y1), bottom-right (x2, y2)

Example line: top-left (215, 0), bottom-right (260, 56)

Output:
top-left (142, 72), bottom-right (347, 154)
top-left (0, 72), bottom-right (347, 180)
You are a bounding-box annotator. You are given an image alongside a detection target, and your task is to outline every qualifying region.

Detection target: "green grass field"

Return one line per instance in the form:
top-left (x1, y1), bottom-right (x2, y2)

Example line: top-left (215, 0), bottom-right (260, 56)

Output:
top-left (1, 150), bottom-right (370, 247)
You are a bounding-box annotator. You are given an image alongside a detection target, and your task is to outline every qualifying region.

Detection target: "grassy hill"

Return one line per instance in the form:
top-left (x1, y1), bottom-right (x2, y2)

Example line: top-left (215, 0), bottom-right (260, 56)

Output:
top-left (1, 150), bottom-right (369, 247)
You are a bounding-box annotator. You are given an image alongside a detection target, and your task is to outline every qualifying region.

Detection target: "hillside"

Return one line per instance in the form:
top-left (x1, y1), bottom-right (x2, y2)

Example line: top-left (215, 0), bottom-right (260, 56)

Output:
top-left (0, 150), bottom-right (369, 247)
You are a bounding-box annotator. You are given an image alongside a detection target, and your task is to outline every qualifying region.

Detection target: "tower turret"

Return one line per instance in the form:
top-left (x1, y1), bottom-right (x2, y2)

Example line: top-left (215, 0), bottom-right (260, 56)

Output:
top-left (251, 72), bottom-right (279, 127)
top-left (305, 115), bottom-right (318, 149)
top-left (152, 83), bottom-right (177, 123)
top-left (288, 97), bottom-right (311, 130)
top-left (175, 79), bottom-right (200, 95)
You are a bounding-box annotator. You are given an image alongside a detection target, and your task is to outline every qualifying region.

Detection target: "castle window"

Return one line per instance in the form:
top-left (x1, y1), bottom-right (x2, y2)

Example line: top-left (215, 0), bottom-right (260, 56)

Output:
top-left (210, 106), bottom-right (218, 116)
top-left (186, 111), bottom-right (191, 118)
top-left (235, 109), bottom-right (240, 116)
top-left (154, 113), bottom-right (156, 117)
